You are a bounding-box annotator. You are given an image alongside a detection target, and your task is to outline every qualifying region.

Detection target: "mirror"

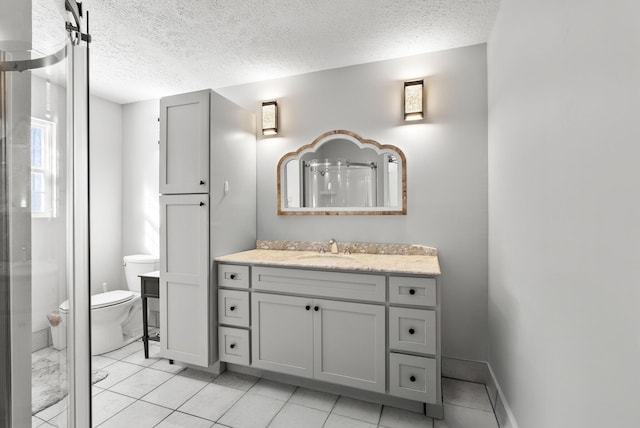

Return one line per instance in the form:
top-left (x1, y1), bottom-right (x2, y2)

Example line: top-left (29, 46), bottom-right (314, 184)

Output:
top-left (278, 130), bottom-right (406, 215)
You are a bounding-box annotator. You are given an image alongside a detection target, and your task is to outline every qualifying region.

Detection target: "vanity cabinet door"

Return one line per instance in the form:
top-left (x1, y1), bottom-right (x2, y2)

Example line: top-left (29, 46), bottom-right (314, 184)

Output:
top-left (313, 299), bottom-right (386, 393)
top-left (160, 194), bottom-right (209, 366)
top-left (160, 90), bottom-right (210, 194)
top-left (251, 293), bottom-right (314, 378)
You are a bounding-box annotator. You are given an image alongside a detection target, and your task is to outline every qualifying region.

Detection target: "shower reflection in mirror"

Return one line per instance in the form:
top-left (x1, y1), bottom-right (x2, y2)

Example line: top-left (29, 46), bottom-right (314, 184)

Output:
top-left (279, 131), bottom-right (405, 215)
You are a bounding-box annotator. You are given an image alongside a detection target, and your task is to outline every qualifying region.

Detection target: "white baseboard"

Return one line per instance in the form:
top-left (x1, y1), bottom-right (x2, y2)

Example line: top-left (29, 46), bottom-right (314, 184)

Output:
top-left (442, 357), bottom-right (519, 428)
top-left (487, 363), bottom-right (519, 428)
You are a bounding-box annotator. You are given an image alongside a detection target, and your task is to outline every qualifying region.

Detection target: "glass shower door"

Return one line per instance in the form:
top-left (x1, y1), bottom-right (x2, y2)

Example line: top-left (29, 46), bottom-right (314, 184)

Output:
top-left (0, 1), bottom-right (91, 427)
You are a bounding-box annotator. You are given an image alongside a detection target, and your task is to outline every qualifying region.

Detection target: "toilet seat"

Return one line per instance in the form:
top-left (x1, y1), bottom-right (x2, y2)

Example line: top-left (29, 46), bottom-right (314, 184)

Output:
top-left (59, 290), bottom-right (135, 314)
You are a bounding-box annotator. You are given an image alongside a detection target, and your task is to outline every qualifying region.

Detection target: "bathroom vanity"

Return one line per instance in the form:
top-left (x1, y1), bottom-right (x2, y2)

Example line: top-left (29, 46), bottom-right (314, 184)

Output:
top-left (215, 240), bottom-right (443, 418)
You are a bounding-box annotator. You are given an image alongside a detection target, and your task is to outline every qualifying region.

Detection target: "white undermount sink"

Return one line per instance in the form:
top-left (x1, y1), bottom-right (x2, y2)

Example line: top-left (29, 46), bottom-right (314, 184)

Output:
top-left (296, 253), bottom-right (357, 262)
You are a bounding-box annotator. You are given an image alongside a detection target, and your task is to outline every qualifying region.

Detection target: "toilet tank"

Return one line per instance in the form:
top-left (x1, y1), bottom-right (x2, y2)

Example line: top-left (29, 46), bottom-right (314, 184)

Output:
top-left (123, 254), bottom-right (159, 292)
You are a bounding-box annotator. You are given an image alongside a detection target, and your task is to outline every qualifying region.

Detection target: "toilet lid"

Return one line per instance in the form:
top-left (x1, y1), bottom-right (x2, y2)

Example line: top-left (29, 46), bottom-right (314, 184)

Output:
top-left (59, 290), bottom-right (134, 313)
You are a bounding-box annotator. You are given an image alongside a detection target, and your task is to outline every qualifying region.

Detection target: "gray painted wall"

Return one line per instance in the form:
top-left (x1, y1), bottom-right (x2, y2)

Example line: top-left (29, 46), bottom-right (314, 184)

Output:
top-left (121, 100), bottom-right (160, 271)
top-left (218, 44), bottom-right (489, 361)
top-left (488, 1), bottom-right (640, 427)
top-left (90, 96), bottom-right (123, 294)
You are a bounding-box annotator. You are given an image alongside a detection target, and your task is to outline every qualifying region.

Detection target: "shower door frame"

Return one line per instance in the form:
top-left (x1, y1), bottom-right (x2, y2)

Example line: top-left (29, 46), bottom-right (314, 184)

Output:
top-left (0, 1), bottom-right (92, 426)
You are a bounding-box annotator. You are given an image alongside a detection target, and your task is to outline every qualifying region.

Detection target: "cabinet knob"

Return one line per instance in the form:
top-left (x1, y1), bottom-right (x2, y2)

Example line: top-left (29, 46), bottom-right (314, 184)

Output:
top-left (200, 180), bottom-right (206, 185)
top-left (408, 328), bottom-right (415, 335)
top-left (314, 306), bottom-right (319, 311)
top-left (410, 375), bottom-right (416, 382)
top-left (305, 305), bottom-right (311, 311)
top-left (199, 201), bottom-right (205, 206)
top-left (409, 288), bottom-right (416, 295)
top-left (229, 306), bottom-right (236, 311)
top-left (230, 274), bottom-right (236, 280)
top-left (230, 343), bottom-right (236, 349)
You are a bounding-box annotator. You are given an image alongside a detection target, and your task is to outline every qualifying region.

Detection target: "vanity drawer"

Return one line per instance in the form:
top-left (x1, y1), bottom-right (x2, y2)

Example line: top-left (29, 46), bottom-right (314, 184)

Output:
top-left (218, 326), bottom-right (249, 365)
top-left (389, 276), bottom-right (437, 307)
top-left (389, 352), bottom-right (437, 403)
top-left (389, 307), bottom-right (436, 355)
top-left (218, 264), bottom-right (250, 289)
top-left (218, 289), bottom-right (249, 327)
top-left (252, 266), bottom-right (385, 302)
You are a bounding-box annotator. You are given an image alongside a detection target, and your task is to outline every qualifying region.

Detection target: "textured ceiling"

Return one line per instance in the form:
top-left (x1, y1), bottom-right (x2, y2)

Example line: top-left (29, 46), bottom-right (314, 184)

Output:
top-left (35, 0), bottom-right (501, 104)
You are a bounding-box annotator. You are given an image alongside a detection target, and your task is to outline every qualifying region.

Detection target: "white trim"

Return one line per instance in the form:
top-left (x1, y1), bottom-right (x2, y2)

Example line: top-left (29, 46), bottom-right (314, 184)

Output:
top-left (30, 117), bottom-right (57, 219)
top-left (488, 363), bottom-right (520, 428)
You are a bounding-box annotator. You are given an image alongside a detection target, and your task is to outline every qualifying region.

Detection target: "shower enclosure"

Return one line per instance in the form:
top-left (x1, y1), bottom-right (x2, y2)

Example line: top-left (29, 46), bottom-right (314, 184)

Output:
top-left (303, 160), bottom-right (378, 208)
top-left (1, 1), bottom-right (91, 427)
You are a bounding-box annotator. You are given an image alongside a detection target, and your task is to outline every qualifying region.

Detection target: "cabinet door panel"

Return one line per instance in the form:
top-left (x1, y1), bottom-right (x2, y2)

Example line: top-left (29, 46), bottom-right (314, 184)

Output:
top-left (160, 194), bottom-right (209, 366)
top-left (251, 293), bottom-right (313, 378)
top-left (160, 90), bottom-right (210, 194)
top-left (313, 299), bottom-right (385, 393)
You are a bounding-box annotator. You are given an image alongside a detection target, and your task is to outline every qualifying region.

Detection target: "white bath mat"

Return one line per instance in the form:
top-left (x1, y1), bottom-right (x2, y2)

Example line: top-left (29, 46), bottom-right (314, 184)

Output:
top-left (32, 355), bottom-right (108, 415)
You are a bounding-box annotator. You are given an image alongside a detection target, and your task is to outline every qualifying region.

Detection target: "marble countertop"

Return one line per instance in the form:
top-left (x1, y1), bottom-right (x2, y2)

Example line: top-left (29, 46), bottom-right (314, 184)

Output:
top-left (215, 249), bottom-right (440, 276)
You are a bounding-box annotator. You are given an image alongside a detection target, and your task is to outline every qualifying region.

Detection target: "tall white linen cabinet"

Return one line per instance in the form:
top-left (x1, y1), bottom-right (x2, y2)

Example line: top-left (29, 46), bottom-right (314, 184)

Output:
top-left (158, 89), bottom-right (256, 366)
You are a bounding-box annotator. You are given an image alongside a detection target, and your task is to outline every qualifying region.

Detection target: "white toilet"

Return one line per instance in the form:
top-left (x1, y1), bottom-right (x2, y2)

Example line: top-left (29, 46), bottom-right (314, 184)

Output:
top-left (58, 254), bottom-right (159, 355)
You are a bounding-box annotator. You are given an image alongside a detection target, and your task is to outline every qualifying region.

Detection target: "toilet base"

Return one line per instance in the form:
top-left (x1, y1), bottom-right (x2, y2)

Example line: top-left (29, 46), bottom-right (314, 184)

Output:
top-left (91, 298), bottom-right (143, 355)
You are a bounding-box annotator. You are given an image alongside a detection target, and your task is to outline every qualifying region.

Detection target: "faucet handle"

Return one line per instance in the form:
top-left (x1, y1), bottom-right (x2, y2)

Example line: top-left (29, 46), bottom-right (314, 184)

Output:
top-left (319, 247), bottom-right (326, 254)
top-left (343, 247), bottom-right (351, 255)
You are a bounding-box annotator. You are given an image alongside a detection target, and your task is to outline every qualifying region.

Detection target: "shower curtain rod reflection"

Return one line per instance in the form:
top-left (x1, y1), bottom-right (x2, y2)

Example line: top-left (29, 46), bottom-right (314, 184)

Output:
top-left (305, 160), bottom-right (377, 169)
top-left (0, 46), bottom-right (67, 72)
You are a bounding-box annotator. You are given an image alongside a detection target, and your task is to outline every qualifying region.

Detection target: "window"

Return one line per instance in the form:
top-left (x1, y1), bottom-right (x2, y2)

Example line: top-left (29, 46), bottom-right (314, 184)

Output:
top-left (31, 118), bottom-right (56, 218)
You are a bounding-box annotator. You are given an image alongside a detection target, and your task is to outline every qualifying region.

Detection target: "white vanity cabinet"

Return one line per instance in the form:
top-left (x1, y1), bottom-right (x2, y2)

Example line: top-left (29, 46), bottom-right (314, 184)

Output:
top-left (312, 298), bottom-right (386, 392)
top-left (215, 258), bottom-right (442, 416)
top-left (159, 194), bottom-right (209, 366)
top-left (159, 89), bottom-right (256, 367)
top-left (388, 275), bottom-right (440, 406)
top-left (251, 292), bottom-right (386, 393)
top-left (160, 90), bottom-right (210, 195)
top-left (251, 293), bottom-right (314, 378)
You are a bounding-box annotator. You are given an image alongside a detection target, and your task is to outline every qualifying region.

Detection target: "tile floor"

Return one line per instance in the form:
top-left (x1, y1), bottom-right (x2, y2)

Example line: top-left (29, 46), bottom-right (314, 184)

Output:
top-left (32, 340), bottom-right (500, 428)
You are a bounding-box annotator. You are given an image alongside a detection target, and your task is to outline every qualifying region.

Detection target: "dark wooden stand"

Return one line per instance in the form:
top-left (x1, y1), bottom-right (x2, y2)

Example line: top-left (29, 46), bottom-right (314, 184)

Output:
top-left (140, 272), bottom-right (172, 364)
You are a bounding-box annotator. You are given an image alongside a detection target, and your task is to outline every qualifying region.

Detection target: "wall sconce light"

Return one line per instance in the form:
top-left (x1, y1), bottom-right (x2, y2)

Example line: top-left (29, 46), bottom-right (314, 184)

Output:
top-left (262, 101), bottom-right (278, 135)
top-left (404, 80), bottom-right (424, 121)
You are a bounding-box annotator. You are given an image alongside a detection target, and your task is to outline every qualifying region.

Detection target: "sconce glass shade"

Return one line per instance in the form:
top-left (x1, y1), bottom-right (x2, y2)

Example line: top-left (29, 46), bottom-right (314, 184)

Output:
top-left (262, 101), bottom-right (278, 135)
top-left (404, 80), bottom-right (424, 121)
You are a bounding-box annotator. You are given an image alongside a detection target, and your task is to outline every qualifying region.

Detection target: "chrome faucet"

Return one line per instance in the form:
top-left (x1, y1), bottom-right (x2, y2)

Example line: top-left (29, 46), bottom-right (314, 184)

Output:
top-left (329, 238), bottom-right (338, 254)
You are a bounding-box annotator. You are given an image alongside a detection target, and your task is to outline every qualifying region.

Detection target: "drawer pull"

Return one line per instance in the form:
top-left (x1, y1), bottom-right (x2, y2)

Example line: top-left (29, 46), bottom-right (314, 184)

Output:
top-left (230, 274), bottom-right (236, 280)
top-left (410, 375), bottom-right (416, 382)
top-left (199, 201), bottom-right (205, 206)
top-left (229, 306), bottom-right (236, 311)
top-left (305, 305), bottom-right (311, 311)
top-left (200, 180), bottom-right (206, 185)
top-left (230, 343), bottom-right (236, 349)
top-left (409, 288), bottom-right (416, 295)
top-left (409, 328), bottom-right (415, 335)
top-left (314, 306), bottom-right (319, 311)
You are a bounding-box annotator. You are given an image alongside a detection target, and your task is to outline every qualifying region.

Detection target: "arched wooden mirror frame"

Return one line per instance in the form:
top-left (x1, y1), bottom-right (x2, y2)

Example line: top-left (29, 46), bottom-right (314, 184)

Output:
top-left (277, 130), bottom-right (407, 215)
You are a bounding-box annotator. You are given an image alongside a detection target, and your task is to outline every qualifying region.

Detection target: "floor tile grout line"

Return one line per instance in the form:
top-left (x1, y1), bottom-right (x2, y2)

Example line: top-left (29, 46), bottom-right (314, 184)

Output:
top-left (443, 401), bottom-right (496, 413)
top-left (161, 370), bottom-right (225, 421)
top-left (208, 375), bottom-right (258, 425)
top-left (321, 392), bottom-right (342, 428)
top-left (94, 392), bottom-right (139, 427)
top-left (139, 371), bottom-right (211, 413)
top-left (288, 392), bottom-right (338, 414)
top-left (263, 392), bottom-right (292, 427)
top-left (376, 401), bottom-right (383, 426)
